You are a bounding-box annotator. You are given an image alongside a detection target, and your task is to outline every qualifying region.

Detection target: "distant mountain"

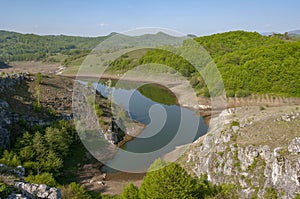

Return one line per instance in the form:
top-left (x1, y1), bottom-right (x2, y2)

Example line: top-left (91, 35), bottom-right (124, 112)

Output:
top-left (289, 29), bottom-right (300, 35)
top-left (0, 30), bottom-right (186, 62)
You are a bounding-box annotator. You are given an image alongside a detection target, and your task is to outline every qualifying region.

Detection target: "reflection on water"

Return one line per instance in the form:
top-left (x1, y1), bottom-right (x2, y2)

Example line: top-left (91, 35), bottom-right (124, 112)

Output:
top-left (95, 81), bottom-right (208, 172)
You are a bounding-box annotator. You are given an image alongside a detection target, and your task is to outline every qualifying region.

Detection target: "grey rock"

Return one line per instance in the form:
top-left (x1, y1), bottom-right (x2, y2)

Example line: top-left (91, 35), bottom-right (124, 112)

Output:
top-left (288, 138), bottom-right (300, 153)
top-left (183, 109), bottom-right (300, 199)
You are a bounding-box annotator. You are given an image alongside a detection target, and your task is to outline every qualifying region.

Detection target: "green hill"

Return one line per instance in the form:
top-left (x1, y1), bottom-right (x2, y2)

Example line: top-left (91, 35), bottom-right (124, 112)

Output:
top-left (1, 30), bottom-right (300, 97)
top-left (109, 31), bottom-right (300, 97)
top-left (195, 30), bottom-right (285, 57)
top-left (0, 30), bottom-right (112, 62)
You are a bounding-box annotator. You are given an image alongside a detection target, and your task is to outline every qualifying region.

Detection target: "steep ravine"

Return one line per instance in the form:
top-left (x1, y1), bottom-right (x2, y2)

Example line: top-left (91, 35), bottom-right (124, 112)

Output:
top-left (181, 106), bottom-right (300, 198)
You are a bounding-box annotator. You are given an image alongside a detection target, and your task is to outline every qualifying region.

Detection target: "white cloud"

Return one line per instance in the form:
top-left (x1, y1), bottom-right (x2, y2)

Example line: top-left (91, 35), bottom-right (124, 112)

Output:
top-left (99, 23), bottom-right (109, 27)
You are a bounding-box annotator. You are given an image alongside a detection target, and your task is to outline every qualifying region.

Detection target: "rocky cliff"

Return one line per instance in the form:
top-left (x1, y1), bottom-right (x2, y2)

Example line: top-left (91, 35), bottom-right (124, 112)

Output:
top-left (0, 164), bottom-right (61, 199)
top-left (0, 73), bottom-right (27, 149)
top-left (0, 73), bottom-right (77, 149)
top-left (182, 106), bottom-right (300, 199)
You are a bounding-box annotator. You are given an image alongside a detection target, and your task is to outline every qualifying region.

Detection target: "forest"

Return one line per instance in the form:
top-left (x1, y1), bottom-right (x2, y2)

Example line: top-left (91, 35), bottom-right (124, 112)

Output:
top-left (0, 30), bottom-right (113, 62)
top-left (109, 31), bottom-right (300, 97)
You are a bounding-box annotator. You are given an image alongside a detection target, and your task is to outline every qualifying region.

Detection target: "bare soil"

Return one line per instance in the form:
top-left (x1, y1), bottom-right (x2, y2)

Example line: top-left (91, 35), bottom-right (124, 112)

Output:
top-left (0, 61), bottom-right (61, 74)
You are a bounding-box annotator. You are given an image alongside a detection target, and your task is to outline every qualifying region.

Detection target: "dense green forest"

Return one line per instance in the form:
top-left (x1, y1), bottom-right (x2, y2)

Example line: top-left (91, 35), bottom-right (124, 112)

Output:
top-left (0, 30), bottom-right (113, 62)
top-left (108, 31), bottom-right (300, 97)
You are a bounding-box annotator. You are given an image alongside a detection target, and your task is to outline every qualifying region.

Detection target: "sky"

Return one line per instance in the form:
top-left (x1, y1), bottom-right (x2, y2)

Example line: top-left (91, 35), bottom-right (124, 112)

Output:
top-left (1, 0), bottom-right (300, 37)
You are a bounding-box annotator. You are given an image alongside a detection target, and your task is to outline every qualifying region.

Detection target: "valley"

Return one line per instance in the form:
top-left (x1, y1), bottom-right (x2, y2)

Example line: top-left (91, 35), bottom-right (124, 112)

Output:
top-left (0, 29), bottom-right (299, 199)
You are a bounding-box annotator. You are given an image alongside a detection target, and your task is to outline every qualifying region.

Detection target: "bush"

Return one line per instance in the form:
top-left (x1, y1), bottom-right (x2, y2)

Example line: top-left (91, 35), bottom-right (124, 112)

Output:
top-left (35, 72), bottom-right (42, 84)
top-left (264, 187), bottom-right (278, 199)
top-left (120, 183), bottom-right (139, 199)
top-left (61, 182), bottom-right (92, 199)
top-left (226, 90), bottom-right (235, 97)
top-left (0, 183), bottom-right (15, 198)
top-left (235, 89), bottom-right (251, 98)
top-left (139, 162), bottom-right (199, 199)
top-left (0, 150), bottom-right (21, 167)
top-left (24, 173), bottom-right (57, 187)
top-left (230, 121), bottom-right (240, 127)
top-left (215, 184), bottom-right (239, 199)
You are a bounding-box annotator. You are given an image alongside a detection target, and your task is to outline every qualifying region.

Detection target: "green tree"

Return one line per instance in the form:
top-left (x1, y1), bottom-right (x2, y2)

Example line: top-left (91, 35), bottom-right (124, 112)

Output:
top-left (120, 183), bottom-right (140, 199)
top-left (41, 150), bottom-right (63, 174)
top-left (35, 72), bottom-right (42, 84)
top-left (0, 150), bottom-right (21, 167)
top-left (32, 132), bottom-right (46, 158)
top-left (139, 163), bottom-right (198, 199)
top-left (44, 127), bottom-right (72, 157)
top-left (19, 146), bottom-right (35, 162)
top-left (61, 182), bottom-right (92, 199)
top-left (25, 173), bottom-right (57, 187)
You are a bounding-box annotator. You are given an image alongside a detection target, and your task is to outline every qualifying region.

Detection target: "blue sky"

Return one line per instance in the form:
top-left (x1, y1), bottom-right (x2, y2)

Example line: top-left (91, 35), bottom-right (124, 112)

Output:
top-left (1, 0), bottom-right (300, 36)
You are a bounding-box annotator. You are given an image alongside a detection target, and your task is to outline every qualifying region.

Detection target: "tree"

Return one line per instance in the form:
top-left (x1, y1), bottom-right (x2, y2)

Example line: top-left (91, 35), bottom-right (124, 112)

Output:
top-left (35, 72), bottom-right (42, 84)
top-left (32, 132), bottom-right (46, 158)
top-left (25, 173), bottom-right (57, 187)
top-left (44, 127), bottom-right (72, 157)
top-left (41, 150), bottom-right (63, 174)
top-left (19, 146), bottom-right (35, 162)
top-left (120, 183), bottom-right (140, 199)
top-left (0, 150), bottom-right (21, 167)
top-left (61, 182), bottom-right (92, 199)
top-left (139, 162), bottom-right (198, 199)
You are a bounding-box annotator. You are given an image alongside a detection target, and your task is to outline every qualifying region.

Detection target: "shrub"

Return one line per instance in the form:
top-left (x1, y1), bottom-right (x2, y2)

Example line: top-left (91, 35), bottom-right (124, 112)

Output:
top-left (61, 182), bottom-right (92, 199)
top-left (35, 72), bottom-right (42, 84)
top-left (230, 121), bottom-right (240, 127)
top-left (139, 162), bottom-right (199, 199)
top-left (120, 183), bottom-right (139, 199)
top-left (0, 183), bottom-right (15, 198)
top-left (236, 89), bottom-right (251, 98)
top-left (264, 187), bottom-right (278, 199)
top-left (226, 90), bottom-right (236, 97)
top-left (25, 173), bottom-right (57, 187)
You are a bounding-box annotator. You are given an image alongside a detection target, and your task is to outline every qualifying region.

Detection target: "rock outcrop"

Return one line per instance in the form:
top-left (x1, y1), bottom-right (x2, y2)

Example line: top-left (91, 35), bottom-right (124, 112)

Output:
top-left (14, 182), bottom-right (61, 199)
top-left (182, 106), bottom-right (300, 199)
top-left (0, 73), bottom-right (27, 92)
top-left (0, 164), bottom-right (61, 199)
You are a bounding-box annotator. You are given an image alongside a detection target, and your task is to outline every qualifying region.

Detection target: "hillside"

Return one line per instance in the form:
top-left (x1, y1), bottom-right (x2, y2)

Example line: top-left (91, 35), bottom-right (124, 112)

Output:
top-left (1, 30), bottom-right (300, 99)
top-left (106, 31), bottom-right (300, 97)
top-left (181, 105), bottom-right (300, 198)
top-left (0, 30), bottom-right (113, 62)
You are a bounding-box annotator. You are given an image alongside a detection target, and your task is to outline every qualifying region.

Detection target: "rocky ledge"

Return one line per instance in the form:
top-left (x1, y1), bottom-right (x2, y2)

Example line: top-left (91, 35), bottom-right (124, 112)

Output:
top-left (0, 164), bottom-right (61, 199)
top-left (0, 73), bottom-right (27, 92)
top-left (182, 106), bottom-right (300, 199)
top-left (13, 182), bottom-right (61, 199)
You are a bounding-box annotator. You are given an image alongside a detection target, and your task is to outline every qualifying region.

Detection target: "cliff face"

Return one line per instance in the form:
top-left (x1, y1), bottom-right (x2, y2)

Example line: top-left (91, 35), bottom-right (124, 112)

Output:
top-left (182, 106), bottom-right (300, 199)
top-left (0, 73), bottom-right (27, 149)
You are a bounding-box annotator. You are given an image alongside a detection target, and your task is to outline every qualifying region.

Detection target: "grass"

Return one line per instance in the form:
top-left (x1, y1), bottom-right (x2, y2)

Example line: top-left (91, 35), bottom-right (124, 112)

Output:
top-left (230, 120), bottom-right (240, 127)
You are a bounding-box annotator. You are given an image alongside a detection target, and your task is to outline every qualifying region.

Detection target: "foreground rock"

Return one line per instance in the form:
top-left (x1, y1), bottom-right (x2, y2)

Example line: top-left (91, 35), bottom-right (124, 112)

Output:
top-left (0, 164), bottom-right (61, 199)
top-left (14, 182), bottom-right (61, 199)
top-left (182, 106), bottom-right (300, 199)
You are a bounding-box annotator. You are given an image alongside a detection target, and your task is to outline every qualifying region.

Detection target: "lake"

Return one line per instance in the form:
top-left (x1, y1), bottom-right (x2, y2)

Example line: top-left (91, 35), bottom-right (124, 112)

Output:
top-left (94, 80), bottom-right (208, 172)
